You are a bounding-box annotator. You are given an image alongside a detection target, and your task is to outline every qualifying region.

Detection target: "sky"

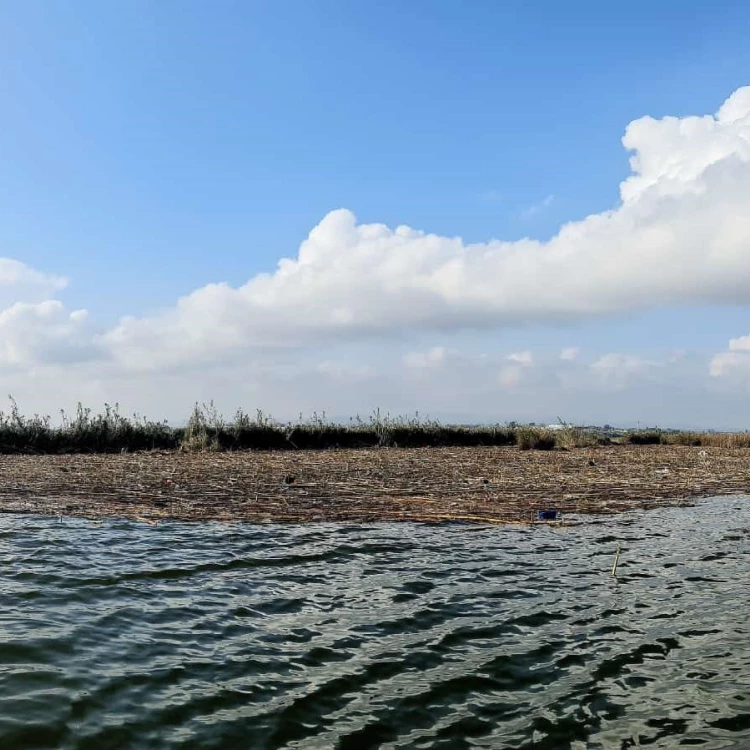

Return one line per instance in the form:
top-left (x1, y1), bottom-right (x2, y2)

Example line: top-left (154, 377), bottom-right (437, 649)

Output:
top-left (2, 1), bottom-right (750, 428)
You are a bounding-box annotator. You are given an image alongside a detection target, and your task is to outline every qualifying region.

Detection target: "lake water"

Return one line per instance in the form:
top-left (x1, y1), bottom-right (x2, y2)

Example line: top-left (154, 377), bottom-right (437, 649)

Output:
top-left (1, 497), bottom-right (749, 749)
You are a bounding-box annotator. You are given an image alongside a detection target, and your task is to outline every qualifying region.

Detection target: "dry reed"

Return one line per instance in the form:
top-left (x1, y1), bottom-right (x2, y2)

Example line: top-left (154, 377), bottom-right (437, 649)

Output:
top-left (1, 444), bottom-right (748, 525)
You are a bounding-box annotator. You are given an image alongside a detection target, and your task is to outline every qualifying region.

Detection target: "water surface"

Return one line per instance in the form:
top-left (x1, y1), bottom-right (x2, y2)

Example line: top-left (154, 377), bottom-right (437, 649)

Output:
top-left (2, 497), bottom-right (749, 749)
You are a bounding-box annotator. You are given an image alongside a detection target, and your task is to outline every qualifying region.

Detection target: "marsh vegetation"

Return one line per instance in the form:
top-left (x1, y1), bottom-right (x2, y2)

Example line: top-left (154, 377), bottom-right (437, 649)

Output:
top-left (2, 443), bottom-right (748, 524)
top-left (0, 398), bottom-right (747, 454)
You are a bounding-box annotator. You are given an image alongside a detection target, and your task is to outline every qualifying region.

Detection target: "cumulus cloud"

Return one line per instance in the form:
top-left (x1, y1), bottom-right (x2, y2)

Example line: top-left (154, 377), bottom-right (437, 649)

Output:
top-left (0, 258), bottom-right (67, 308)
top-left (82, 86), bottom-right (750, 371)
top-left (0, 258), bottom-right (89, 370)
top-left (4, 86), bottom-right (750, 399)
top-left (0, 301), bottom-right (101, 369)
top-left (709, 334), bottom-right (750, 378)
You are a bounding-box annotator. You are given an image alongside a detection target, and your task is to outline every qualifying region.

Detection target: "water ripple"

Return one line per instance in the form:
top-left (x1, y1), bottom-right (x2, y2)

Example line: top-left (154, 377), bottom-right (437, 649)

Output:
top-left (1, 496), bottom-right (750, 749)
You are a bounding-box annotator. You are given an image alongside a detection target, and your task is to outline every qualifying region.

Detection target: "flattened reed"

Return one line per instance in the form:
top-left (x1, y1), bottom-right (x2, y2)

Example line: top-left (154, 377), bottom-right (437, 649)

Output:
top-left (2, 444), bottom-right (748, 525)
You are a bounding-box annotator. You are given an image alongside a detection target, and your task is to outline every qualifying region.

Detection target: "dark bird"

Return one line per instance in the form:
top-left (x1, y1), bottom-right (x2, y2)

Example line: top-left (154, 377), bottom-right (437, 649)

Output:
top-left (283, 474), bottom-right (296, 485)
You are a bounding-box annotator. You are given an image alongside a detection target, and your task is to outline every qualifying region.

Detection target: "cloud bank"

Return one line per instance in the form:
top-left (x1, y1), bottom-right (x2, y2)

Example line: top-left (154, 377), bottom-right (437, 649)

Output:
top-left (2, 87), bottom-right (750, 425)
top-left (90, 86), bottom-right (750, 369)
top-left (0, 259), bottom-right (67, 309)
top-left (710, 334), bottom-right (750, 381)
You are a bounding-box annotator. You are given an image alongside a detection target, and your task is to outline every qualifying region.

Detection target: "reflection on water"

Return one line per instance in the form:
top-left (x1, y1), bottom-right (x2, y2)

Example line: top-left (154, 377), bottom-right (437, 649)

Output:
top-left (1, 497), bottom-right (749, 749)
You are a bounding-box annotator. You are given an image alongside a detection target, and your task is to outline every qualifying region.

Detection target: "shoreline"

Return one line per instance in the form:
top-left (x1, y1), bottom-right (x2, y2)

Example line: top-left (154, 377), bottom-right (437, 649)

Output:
top-left (1, 444), bottom-right (749, 525)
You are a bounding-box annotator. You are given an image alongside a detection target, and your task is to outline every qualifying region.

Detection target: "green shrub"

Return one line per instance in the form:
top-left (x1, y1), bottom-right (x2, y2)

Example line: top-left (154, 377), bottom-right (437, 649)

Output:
top-left (625, 430), bottom-right (664, 445)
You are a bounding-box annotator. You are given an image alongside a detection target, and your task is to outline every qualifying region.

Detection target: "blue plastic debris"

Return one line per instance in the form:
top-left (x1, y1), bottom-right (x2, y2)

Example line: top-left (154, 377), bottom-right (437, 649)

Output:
top-left (537, 509), bottom-right (559, 521)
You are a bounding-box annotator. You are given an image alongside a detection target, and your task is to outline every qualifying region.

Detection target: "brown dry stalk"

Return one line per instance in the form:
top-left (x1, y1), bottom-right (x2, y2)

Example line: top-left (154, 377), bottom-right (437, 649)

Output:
top-left (0, 445), bottom-right (747, 525)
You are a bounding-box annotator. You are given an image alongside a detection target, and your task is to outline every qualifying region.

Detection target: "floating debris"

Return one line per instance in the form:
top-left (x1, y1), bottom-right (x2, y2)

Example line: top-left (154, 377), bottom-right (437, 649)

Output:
top-left (537, 509), bottom-right (560, 521)
top-left (0, 444), bottom-right (747, 526)
top-left (611, 542), bottom-right (622, 577)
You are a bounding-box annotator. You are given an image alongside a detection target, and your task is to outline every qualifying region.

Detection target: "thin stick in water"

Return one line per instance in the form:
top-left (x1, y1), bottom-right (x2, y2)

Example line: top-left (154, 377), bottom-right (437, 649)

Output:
top-left (611, 543), bottom-right (622, 577)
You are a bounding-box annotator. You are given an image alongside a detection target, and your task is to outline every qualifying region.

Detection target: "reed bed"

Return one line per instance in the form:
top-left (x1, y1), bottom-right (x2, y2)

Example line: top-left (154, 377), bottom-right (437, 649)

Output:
top-left (0, 401), bottom-right (588, 453)
top-left (1, 444), bottom-right (748, 525)
top-left (626, 430), bottom-right (750, 448)
top-left (0, 399), bottom-right (747, 454)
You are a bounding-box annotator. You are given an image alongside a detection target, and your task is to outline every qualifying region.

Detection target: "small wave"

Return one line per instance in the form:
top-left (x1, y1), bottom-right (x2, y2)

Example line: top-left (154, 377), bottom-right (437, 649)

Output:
top-left (1, 495), bottom-right (749, 749)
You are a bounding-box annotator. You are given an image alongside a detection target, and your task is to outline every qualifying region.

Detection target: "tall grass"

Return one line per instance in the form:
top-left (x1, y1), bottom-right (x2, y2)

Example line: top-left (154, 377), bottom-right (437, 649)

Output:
top-left (623, 429), bottom-right (750, 447)
top-left (624, 430), bottom-right (665, 445)
top-left (663, 431), bottom-right (750, 448)
top-left (178, 406), bottom-right (520, 452)
top-left (516, 427), bottom-right (557, 451)
top-left (0, 398), bottom-right (175, 454)
top-left (0, 397), bottom-right (747, 454)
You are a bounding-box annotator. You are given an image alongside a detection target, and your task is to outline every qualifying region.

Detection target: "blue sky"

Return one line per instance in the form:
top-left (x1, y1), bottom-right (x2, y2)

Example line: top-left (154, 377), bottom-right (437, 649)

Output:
top-left (2, 1), bottom-right (750, 427)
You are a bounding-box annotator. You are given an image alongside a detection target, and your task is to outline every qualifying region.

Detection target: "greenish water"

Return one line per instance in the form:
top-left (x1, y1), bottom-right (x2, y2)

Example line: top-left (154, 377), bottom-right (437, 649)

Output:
top-left (1, 497), bottom-right (749, 749)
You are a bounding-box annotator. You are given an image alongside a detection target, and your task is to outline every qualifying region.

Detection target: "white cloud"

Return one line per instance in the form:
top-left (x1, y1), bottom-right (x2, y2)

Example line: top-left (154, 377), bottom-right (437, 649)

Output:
top-left (0, 258), bottom-right (85, 370)
top-left (84, 86), bottom-right (750, 371)
top-left (589, 353), bottom-right (661, 390)
top-left (0, 301), bottom-right (100, 369)
top-left (403, 346), bottom-right (447, 369)
top-left (499, 351), bottom-right (534, 386)
top-left (507, 350), bottom-right (533, 366)
top-left (709, 334), bottom-right (750, 378)
top-left (520, 194), bottom-right (554, 219)
top-left (0, 258), bottom-right (67, 308)
top-left (3, 88), bottom-right (750, 430)
top-left (0, 341), bottom-right (738, 429)
top-left (728, 334), bottom-right (750, 351)
top-left (590, 353), bottom-right (653, 372)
